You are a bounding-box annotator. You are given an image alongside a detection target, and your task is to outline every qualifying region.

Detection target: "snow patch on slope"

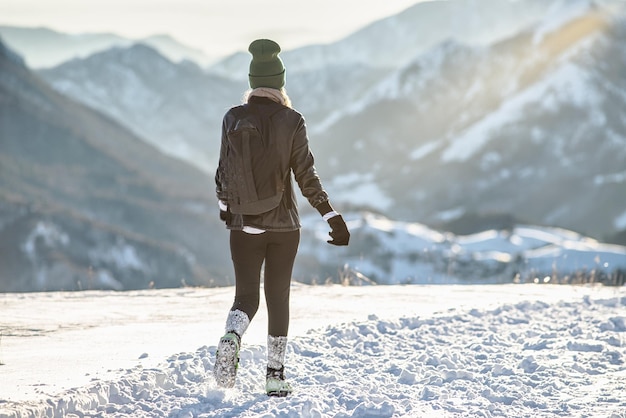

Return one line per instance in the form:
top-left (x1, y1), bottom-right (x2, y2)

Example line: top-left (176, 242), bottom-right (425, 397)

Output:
top-left (312, 41), bottom-right (466, 135)
top-left (441, 60), bottom-right (602, 163)
top-left (327, 173), bottom-right (393, 211)
top-left (533, 0), bottom-right (595, 44)
top-left (300, 212), bottom-right (626, 285)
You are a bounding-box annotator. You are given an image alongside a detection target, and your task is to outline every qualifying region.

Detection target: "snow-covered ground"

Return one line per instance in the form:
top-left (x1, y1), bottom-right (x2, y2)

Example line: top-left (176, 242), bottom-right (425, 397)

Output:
top-left (1, 284), bottom-right (625, 417)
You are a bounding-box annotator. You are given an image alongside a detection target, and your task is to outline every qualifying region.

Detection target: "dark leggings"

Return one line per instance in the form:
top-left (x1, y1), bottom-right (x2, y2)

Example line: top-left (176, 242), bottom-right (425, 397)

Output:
top-left (229, 229), bottom-right (300, 337)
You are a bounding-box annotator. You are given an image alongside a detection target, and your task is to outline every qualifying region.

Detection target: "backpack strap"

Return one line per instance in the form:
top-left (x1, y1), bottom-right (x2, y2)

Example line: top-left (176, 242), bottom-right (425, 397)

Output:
top-left (240, 130), bottom-right (259, 202)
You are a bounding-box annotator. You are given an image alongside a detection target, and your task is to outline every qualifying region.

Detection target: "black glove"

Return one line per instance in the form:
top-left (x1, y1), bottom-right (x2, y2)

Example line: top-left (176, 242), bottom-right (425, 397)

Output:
top-left (327, 215), bottom-right (350, 246)
top-left (314, 200), bottom-right (350, 246)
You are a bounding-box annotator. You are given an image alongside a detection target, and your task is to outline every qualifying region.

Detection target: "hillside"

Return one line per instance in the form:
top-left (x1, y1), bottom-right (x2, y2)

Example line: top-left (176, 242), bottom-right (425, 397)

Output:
top-left (0, 38), bottom-right (230, 292)
top-left (311, 1), bottom-right (626, 241)
top-left (296, 212), bottom-right (626, 286)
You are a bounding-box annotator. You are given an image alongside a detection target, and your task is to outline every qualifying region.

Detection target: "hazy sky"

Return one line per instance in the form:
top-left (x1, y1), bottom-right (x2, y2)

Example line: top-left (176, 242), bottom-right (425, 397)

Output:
top-left (0, 0), bottom-right (421, 58)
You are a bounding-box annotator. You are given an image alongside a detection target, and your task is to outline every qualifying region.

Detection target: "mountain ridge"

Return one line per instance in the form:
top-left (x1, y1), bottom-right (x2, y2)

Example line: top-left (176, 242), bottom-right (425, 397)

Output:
top-left (0, 25), bottom-right (214, 68)
top-left (311, 1), bottom-right (626, 240)
top-left (40, 42), bottom-right (243, 172)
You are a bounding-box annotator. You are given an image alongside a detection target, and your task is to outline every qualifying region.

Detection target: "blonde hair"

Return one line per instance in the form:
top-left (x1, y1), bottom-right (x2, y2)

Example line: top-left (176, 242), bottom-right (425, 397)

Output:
top-left (243, 87), bottom-right (292, 108)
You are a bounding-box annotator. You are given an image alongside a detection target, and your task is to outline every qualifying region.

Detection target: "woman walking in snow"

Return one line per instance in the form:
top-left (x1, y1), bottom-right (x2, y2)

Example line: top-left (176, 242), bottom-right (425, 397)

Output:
top-left (213, 39), bottom-right (350, 396)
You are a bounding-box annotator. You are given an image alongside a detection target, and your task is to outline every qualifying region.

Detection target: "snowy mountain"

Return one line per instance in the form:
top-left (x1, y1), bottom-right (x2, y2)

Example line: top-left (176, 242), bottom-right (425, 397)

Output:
top-left (297, 212), bottom-right (626, 286)
top-left (38, 43), bottom-right (389, 171)
top-left (311, 0), bottom-right (626, 242)
top-left (39, 44), bottom-right (242, 172)
top-left (207, 0), bottom-right (552, 126)
top-left (0, 38), bottom-right (230, 292)
top-left (208, 0), bottom-right (550, 78)
top-left (0, 25), bottom-right (213, 68)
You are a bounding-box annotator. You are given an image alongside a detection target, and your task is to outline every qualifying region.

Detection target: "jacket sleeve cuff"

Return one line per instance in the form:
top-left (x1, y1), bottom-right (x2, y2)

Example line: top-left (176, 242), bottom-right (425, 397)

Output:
top-left (323, 211), bottom-right (340, 221)
top-left (315, 200), bottom-right (333, 217)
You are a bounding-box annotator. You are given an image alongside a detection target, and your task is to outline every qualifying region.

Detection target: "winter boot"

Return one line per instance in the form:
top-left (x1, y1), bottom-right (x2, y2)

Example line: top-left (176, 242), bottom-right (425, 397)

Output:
top-left (214, 309), bottom-right (250, 388)
top-left (214, 332), bottom-right (240, 388)
top-left (266, 365), bottom-right (292, 397)
top-left (265, 335), bottom-right (292, 396)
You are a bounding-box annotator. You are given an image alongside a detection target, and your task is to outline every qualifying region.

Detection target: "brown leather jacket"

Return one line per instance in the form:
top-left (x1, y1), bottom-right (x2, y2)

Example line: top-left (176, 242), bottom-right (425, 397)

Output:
top-left (215, 96), bottom-right (329, 231)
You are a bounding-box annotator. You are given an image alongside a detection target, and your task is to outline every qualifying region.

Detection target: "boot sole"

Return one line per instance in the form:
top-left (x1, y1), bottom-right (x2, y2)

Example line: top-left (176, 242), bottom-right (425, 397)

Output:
top-left (214, 336), bottom-right (239, 388)
top-left (267, 390), bottom-right (291, 397)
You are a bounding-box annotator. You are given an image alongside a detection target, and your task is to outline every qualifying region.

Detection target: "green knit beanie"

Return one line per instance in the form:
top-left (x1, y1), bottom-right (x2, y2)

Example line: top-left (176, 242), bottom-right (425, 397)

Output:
top-left (248, 39), bottom-right (286, 90)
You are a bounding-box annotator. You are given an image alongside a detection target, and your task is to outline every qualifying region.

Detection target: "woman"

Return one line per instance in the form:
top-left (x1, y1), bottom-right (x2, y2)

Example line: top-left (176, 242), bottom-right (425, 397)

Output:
top-left (213, 39), bottom-right (350, 396)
